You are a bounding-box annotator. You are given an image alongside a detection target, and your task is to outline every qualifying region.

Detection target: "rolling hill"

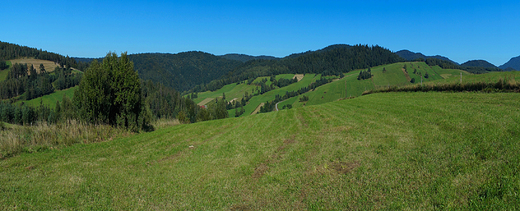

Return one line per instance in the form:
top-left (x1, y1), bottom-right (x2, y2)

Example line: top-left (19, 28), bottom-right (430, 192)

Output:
top-left (194, 61), bottom-right (472, 117)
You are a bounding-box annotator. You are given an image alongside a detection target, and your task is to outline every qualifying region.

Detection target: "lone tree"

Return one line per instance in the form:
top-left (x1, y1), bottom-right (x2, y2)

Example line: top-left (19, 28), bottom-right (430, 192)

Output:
top-left (74, 52), bottom-right (151, 131)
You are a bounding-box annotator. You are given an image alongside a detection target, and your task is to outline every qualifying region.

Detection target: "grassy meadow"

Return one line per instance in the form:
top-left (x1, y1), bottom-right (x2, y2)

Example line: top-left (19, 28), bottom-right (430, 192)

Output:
top-left (15, 86), bottom-right (78, 108)
top-left (0, 60), bottom-right (11, 81)
top-left (1, 92), bottom-right (519, 209)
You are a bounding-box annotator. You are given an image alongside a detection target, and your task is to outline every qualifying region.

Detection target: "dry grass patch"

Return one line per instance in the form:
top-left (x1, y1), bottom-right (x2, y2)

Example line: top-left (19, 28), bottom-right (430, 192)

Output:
top-left (293, 74), bottom-right (304, 82)
top-left (197, 97), bottom-right (215, 106)
top-left (9, 58), bottom-right (59, 74)
top-left (250, 103), bottom-right (264, 115)
top-left (0, 120), bottom-right (130, 159)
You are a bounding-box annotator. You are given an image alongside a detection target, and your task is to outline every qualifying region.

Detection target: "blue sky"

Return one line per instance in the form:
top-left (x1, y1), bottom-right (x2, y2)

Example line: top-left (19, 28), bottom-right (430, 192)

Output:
top-left (1, 0), bottom-right (519, 66)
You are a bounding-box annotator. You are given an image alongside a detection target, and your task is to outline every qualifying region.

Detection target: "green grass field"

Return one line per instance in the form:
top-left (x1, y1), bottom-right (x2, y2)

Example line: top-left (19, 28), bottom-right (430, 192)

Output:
top-left (0, 61), bottom-right (11, 81)
top-left (280, 62), bottom-right (474, 109)
top-left (238, 74), bottom-right (319, 116)
top-left (1, 92), bottom-right (519, 209)
top-left (15, 86), bottom-right (78, 108)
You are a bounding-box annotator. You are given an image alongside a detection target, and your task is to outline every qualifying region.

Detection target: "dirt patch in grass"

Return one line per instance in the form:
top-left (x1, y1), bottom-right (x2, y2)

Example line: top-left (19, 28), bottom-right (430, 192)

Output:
top-left (297, 115), bottom-right (308, 128)
top-left (293, 74), bottom-right (304, 82)
top-left (252, 163), bottom-right (269, 179)
top-left (441, 74), bottom-right (452, 79)
top-left (250, 103), bottom-right (264, 115)
top-left (252, 136), bottom-right (297, 179)
top-left (330, 161), bottom-right (360, 174)
top-left (402, 68), bottom-right (411, 81)
top-left (230, 204), bottom-right (252, 211)
top-left (228, 98), bottom-right (238, 104)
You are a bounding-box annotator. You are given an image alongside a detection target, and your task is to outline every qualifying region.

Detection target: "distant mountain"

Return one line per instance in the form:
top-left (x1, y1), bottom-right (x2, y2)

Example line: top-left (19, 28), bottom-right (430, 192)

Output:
top-left (220, 54), bottom-right (278, 62)
top-left (461, 60), bottom-right (497, 68)
top-left (396, 50), bottom-right (459, 65)
top-left (499, 55), bottom-right (520, 71)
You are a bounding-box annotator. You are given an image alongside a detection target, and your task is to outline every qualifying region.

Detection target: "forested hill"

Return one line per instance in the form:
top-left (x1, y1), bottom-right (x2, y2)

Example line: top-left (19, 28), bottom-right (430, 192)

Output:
top-left (191, 45), bottom-right (404, 93)
top-left (500, 55), bottom-right (520, 71)
top-left (220, 54), bottom-right (278, 62)
top-left (129, 52), bottom-right (242, 92)
top-left (396, 49), bottom-right (459, 64)
top-left (0, 41), bottom-right (88, 70)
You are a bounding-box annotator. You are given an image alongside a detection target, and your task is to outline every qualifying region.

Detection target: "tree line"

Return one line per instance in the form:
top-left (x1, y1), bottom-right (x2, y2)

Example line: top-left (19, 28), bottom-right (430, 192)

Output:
top-left (0, 41), bottom-right (89, 71)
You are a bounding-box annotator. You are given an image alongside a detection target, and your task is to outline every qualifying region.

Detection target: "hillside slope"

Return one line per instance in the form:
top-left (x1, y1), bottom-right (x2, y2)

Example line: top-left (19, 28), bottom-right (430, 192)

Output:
top-left (129, 52), bottom-right (242, 92)
top-left (1, 92), bottom-right (519, 209)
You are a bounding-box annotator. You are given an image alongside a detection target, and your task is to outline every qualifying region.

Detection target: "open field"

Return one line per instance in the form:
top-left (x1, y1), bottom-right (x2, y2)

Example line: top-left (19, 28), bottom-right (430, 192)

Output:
top-left (0, 61), bottom-right (11, 81)
top-left (15, 86), bottom-right (78, 109)
top-left (1, 92), bottom-right (519, 209)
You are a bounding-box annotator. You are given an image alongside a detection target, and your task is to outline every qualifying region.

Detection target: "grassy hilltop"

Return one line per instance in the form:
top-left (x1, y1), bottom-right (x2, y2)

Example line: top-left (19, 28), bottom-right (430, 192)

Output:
top-left (1, 92), bottom-right (519, 209)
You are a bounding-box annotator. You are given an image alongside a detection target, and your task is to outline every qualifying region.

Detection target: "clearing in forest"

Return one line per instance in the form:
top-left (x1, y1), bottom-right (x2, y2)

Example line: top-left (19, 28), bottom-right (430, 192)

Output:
top-left (9, 58), bottom-right (60, 74)
top-left (293, 74), bottom-right (304, 81)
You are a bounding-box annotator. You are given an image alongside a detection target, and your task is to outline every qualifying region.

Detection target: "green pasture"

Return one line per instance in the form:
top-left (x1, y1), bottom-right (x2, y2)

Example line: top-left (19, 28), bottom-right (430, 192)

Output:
top-left (15, 86), bottom-right (78, 109)
top-left (2, 92), bottom-right (519, 209)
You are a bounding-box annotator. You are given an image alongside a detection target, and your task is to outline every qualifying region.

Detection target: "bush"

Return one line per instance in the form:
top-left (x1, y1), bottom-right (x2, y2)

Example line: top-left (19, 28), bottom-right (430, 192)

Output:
top-left (74, 52), bottom-right (151, 131)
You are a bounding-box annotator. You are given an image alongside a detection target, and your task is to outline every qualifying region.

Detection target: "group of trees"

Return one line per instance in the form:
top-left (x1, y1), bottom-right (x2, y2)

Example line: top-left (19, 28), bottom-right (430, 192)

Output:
top-left (0, 62), bottom-right (81, 100)
top-left (357, 68), bottom-right (373, 80)
top-left (0, 60), bottom-right (8, 70)
top-left (0, 96), bottom-right (72, 126)
top-left (74, 52), bottom-right (151, 131)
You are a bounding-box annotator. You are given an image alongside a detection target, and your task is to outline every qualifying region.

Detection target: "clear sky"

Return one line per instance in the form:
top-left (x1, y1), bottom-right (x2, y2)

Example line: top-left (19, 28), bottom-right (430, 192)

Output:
top-left (1, 0), bottom-right (519, 66)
